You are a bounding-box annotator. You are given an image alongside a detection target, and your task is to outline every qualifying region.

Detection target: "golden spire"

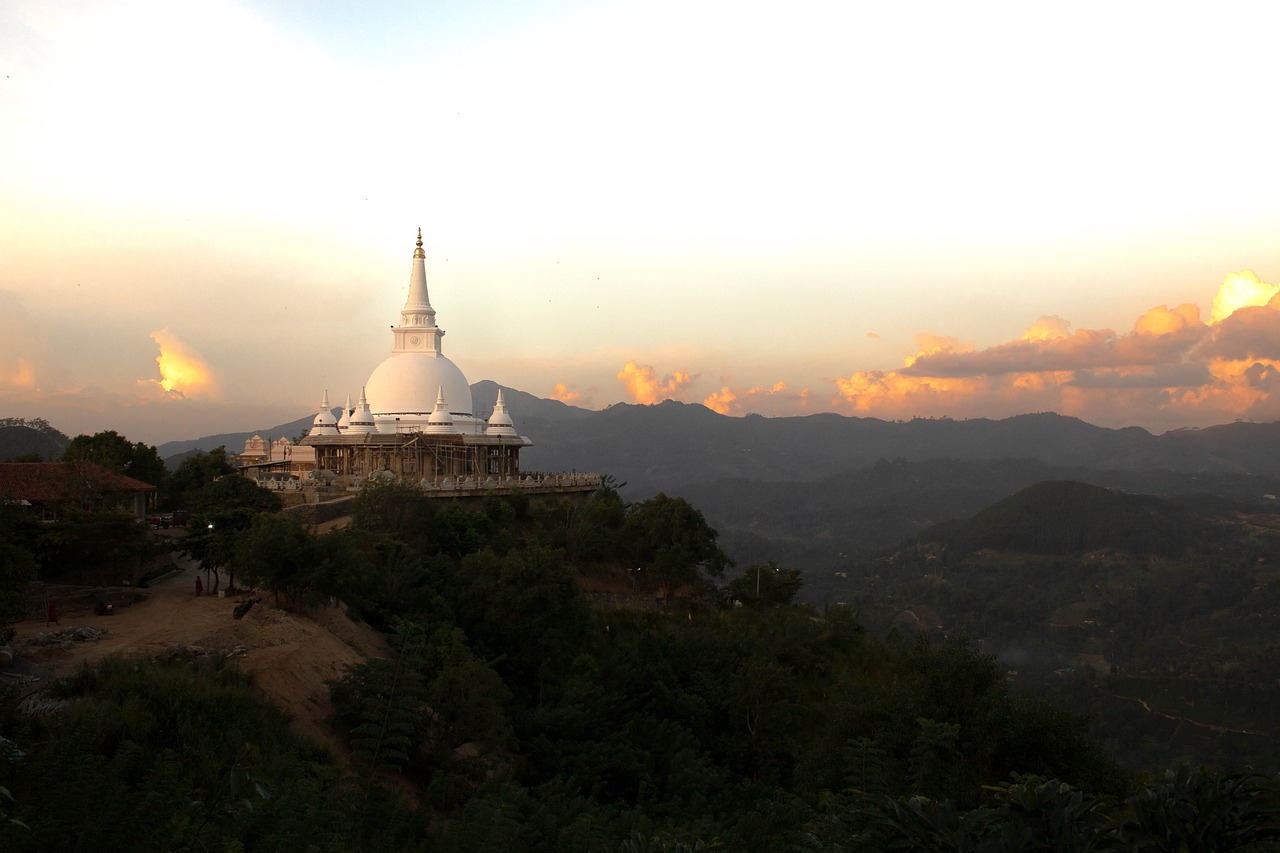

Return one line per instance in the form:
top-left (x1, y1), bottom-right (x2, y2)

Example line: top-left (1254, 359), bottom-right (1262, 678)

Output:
top-left (414, 227), bottom-right (425, 259)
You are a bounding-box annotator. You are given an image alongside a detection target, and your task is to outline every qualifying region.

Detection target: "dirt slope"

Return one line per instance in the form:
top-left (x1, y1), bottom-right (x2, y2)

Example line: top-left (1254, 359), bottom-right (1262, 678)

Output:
top-left (12, 581), bottom-right (387, 755)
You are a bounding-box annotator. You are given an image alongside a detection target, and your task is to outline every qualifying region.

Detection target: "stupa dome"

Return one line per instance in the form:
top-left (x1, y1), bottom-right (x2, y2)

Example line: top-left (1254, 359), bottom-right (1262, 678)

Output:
top-left (366, 353), bottom-right (473, 417)
top-left (363, 229), bottom-right (475, 420)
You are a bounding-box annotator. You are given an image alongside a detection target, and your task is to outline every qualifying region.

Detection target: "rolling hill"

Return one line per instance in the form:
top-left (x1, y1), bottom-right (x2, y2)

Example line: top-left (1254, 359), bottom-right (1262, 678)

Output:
top-left (12, 387), bottom-right (1280, 588)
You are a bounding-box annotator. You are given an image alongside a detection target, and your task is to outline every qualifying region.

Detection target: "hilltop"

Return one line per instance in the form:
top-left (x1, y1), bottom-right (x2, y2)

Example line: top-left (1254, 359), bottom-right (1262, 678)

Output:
top-left (0, 418), bottom-right (70, 462)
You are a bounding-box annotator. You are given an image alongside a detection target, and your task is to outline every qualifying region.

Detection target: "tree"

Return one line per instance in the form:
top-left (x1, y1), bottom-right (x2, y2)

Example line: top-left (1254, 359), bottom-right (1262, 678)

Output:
top-left (162, 447), bottom-right (236, 510)
top-left (725, 562), bottom-right (804, 606)
top-left (331, 621), bottom-right (429, 778)
top-left (63, 430), bottom-right (167, 488)
top-left (452, 546), bottom-right (590, 699)
top-left (623, 494), bottom-right (731, 599)
top-left (0, 506), bottom-right (38, 631)
top-left (32, 504), bottom-right (156, 585)
top-left (419, 625), bottom-right (513, 757)
top-left (183, 474), bottom-right (282, 593)
top-left (230, 513), bottom-right (315, 607)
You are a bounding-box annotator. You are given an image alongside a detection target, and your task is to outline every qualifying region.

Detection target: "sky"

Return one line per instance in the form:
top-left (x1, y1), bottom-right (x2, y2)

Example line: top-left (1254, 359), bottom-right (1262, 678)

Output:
top-left (3, 0), bottom-right (1280, 446)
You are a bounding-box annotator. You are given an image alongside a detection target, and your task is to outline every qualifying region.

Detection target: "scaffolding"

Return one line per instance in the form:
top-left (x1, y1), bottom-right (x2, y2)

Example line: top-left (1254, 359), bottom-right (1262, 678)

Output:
top-left (300, 432), bottom-right (528, 488)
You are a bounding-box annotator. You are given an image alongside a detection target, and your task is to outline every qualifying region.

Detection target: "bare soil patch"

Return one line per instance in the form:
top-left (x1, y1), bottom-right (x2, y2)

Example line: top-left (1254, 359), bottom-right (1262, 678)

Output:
top-left (11, 579), bottom-right (386, 756)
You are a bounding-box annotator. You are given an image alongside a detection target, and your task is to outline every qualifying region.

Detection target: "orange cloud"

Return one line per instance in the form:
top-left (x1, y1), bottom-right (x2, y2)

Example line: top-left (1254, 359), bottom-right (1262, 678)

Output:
top-left (0, 291), bottom-right (44, 394)
top-left (704, 380), bottom-right (810, 416)
top-left (550, 382), bottom-right (586, 405)
top-left (1021, 315), bottom-right (1071, 342)
top-left (138, 328), bottom-right (218, 399)
top-left (1210, 270), bottom-right (1279, 323)
top-left (1, 359), bottom-right (36, 390)
top-left (616, 360), bottom-right (696, 404)
top-left (703, 386), bottom-right (736, 414)
top-left (833, 270), bottom-right (1280, 429)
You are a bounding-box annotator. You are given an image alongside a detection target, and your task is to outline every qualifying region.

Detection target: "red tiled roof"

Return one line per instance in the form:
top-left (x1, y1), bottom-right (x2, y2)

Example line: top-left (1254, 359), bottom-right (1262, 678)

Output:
top-left (0, 461), bottom-right (157, 503)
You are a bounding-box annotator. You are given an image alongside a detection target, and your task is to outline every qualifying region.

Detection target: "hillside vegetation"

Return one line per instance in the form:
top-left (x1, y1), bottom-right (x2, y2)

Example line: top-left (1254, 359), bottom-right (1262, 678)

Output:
top-left (0, 419), bottom-right (69, 462)
top-left (866, 480), bottom-right (1280, 773)
top-left (8, 466), bottom-right (1280, 848)
top-left (936, 480), bottom-right (1209, 558)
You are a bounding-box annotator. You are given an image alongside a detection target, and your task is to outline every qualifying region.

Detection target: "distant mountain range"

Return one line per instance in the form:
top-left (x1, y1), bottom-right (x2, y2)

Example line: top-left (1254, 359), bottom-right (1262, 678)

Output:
top-left (8, 384), bottom-right (1280, 576)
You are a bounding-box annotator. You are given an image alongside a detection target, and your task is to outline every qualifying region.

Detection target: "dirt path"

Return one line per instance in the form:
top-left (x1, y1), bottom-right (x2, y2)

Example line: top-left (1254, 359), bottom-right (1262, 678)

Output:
top-left (10, 572), bottom-right (387, 756)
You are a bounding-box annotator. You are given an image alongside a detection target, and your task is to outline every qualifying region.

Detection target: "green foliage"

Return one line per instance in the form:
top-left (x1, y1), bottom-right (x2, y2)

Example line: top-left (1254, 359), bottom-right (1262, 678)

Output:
top-left (181, 473), bottom-right (282, 591)
top-left (330, 620), bottom-right (513, 784)
top-left (532, 487), bottom-right (627, 564)
top-left (874, 488), bottom-right (1280, 773)
top-left (0, 507), bottom-right (38, 628)
top-left (346, 621), bottom-right (430, 776)
top-left (33, 504), bottom-right (156, 585)
top-left (725, 562), bottom-right (804, 606)
top-left (1123, 765), bottom-right (1280, 850)
top-left (937, 480), bottom-right (1220, 559)
top-left (453, 546), bottom-right (590, 698)
top-left (17, 477), bottom-right (1276, 849)
top-left (163, 447), bottom-right (236, 510)
top-left (623, 493), bottom-right (731, 595)
top-left (0, 656), bottom-right (415, 852)
top-left (230, 513), bottom-right (316, 604)
top-left (0, 417), bottom-right (70, 462)
top-left (186, 470), bottom-right (283, 518)
top-left (63, 429), bottom-right (167, 488)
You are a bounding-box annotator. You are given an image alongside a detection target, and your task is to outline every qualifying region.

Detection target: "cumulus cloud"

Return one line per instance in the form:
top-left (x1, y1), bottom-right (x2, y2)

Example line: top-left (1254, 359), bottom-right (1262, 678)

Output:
top-left (1202, 304), bottom-right (1280, 362)
top-left (616, 361), bottom-right (697, 404)
top-left (137, 328), bottom-right (218, 399)
top-left (834, 270), bottom-right (1280, 429)
top-left (704, 380), bottom-right (810, 416)
top-left (1210, 270), bottom-right (1280, 323)
top-left (903, 313), bottom-right (1209, 379)
top-left (549, 382), bottom-right (587, 405)
top-left (1070, 363), bottom-right (1212, 388)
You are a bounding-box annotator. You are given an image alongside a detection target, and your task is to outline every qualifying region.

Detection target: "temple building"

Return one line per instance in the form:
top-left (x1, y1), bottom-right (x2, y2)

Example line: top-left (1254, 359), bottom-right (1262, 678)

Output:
top-left (280, 230), bottom-right (596, 498)
top-left (234, 435), bottom-right (316, 484)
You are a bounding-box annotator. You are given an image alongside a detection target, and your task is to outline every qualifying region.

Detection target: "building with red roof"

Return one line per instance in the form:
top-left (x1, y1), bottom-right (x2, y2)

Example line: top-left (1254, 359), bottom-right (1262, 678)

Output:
top-left (0, 461), bottom-right (156, 521)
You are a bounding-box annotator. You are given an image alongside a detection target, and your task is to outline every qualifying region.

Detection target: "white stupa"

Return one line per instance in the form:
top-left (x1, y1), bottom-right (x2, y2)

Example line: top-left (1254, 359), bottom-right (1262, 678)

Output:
top-left (295, 229), bottom-right (572, 492)
top-left (363, 228), bottom-right (477, 433)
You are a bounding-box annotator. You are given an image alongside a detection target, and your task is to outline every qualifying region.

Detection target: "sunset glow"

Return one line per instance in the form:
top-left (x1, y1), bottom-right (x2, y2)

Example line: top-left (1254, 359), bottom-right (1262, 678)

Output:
top-left (1210, 270), bottom-right (1280, 324)
top-left (2, 1), bottom-right (1278, 443)
top-left (145, 329), bottom-right (217, 399)
top-left (617, 361), bottom-right (696, 406)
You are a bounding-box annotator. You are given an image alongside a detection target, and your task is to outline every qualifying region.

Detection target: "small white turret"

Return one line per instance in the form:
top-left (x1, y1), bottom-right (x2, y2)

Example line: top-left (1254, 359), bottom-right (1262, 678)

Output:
top-left (337, 393), bottom-right (354, 432)
top-left (425, 387), bottom-right (456, 434)
top-left (348, 387), bottom-right (376, 434)
top-left (485, 388), bottom-right (518, 436)
top-left (309, 391), bottom-right (339, 436)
